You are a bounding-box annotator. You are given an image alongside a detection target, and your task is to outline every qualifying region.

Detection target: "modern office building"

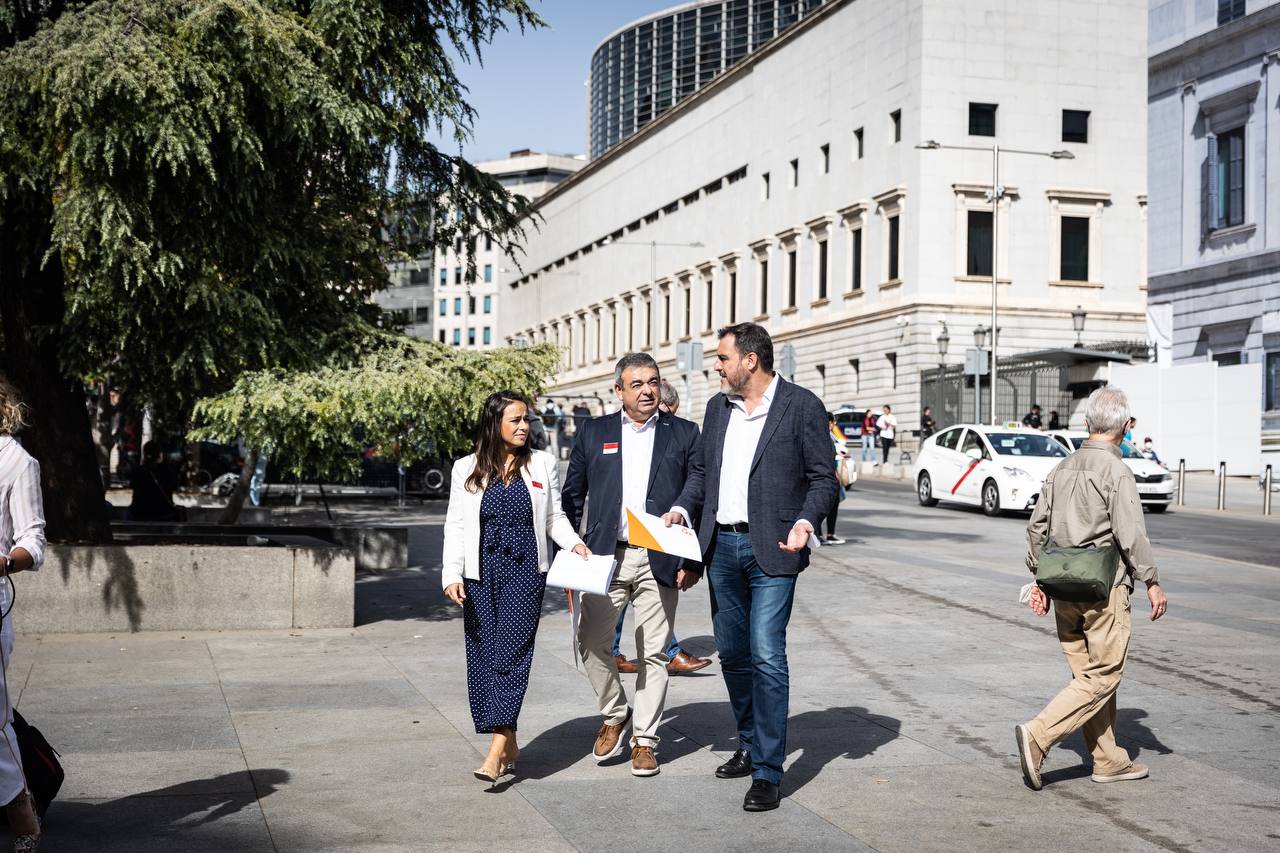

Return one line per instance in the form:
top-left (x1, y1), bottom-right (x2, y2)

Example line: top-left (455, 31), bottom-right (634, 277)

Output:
top-left (375, 150), bottom-right (584, 348)
top-left (589, 0), bottom-right (830, 159)
top-left (1147, 0), bottom-right (1280, 466)
top-left (501, 0), bottom-right (1151, 443)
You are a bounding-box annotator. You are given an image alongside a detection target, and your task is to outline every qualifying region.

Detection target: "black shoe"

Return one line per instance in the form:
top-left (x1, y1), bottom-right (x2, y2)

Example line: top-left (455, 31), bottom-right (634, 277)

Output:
top-left (715, 749), bottom-right (753, 779)
top-left (743, 779), bottom-right (781, 812)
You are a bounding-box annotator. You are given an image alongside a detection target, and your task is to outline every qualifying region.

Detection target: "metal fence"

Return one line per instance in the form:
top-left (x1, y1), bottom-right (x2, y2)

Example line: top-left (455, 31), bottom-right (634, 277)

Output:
top-left (920, 360), bottom-right (1074, 430)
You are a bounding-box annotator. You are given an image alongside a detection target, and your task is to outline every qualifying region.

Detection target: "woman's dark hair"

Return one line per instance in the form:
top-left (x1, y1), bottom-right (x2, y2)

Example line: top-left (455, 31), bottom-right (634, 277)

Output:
top-left (465, 390), bottom-right (534, 493)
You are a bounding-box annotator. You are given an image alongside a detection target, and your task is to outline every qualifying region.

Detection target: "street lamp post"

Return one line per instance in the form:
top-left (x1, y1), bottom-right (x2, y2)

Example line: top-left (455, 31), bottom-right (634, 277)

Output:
top-left (936, 321), bottom-right (950, 424)
top-left (1072, 305), bottom-right (1087, 348)
top-left (972, 324), bottom-right (987, 423)
top-left (917, 140), bottom-right (1074, 423)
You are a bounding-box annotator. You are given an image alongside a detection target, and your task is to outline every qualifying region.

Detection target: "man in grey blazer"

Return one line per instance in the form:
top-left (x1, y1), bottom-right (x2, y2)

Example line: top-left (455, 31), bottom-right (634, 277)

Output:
top-left (664, 322), bottom-right (838, 811)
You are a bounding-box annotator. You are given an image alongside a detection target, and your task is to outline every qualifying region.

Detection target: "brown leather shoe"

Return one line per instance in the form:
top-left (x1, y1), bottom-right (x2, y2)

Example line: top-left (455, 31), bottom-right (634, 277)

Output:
top-left (631, 745), bottom-right (660, 777)
top-left (592, 709), bottom-right (632, 762)
top-left (614, 654), bottom-right (638, 674)
top-left (666, 650), bottom-right (711, 674)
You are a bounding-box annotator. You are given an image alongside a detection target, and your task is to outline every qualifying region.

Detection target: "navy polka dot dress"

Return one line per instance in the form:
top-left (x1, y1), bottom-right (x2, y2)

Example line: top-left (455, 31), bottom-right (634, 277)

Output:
top-left (463, 476), bottom-right (545, 733)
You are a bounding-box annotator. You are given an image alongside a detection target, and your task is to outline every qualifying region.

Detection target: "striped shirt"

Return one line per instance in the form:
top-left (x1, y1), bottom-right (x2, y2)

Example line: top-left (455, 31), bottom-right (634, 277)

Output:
top-left (0, 436), bottom-right (45, 572)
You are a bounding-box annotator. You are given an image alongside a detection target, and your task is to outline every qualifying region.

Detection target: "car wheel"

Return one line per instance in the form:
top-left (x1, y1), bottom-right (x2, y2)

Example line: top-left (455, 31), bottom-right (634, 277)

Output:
top-left (981, 479), bottom-right (1002, 516)
top-left (917, 472), bottom-right (938, 507)
top-left (1147, 504), bottom-right (1168, 513)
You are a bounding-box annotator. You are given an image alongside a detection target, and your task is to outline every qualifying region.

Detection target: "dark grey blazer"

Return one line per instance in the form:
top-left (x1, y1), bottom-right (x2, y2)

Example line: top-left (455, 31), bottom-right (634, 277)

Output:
top-left (674, 376), bottom-right (838, 577)
top-left (561, 411), bottom-right (701, 588)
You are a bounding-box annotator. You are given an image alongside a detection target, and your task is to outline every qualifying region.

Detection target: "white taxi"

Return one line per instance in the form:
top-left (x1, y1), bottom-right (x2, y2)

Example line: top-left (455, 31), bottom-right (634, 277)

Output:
top-left (1046, 431), bottom-right (1174, 512)
top-left (915, 423), bottom-right (1068, 516)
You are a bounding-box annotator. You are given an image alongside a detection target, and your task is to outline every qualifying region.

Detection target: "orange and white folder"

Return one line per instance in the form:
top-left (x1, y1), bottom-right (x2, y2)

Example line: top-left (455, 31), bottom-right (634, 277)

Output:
top-left (625, 508), bottom-right (704, 563)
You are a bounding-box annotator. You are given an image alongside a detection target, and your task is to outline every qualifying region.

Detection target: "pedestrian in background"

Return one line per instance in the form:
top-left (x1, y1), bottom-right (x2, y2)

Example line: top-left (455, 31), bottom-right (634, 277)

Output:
top-left (611, 378), bottom-right (711, 677)
top-left (860, 408), bottom-right (877, 463)
top-left (920, 406), bottom-right (936, 442)
top-left (1016, 386), bottom-right (1167, 791)
top-left (1022, 404), bottom-right (1043, 430)
top-left (0, 376), bottom-right (46, 851)
top-left (441, 390), bottom-right (590, 786)
top-left (876, 404), bottom-right (897, 465)
top-left (663, 322), bottom-right (838, 812)
top-left (824, 413), bottom-right (848, 545)
top-left (1048, 410), bottom-right (1062, 431)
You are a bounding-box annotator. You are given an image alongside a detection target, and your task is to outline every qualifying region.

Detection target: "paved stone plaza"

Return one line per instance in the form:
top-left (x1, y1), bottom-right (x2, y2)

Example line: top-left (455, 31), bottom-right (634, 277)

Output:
top-left (9, 480), bottom-right (1279, 852)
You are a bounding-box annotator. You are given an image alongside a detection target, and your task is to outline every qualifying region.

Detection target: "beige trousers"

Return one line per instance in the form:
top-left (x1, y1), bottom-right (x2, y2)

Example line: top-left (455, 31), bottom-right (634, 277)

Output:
top-left (577, 546), bottom-right (677, 747)
top-left (1027, 583), bottom-right (1133, 774)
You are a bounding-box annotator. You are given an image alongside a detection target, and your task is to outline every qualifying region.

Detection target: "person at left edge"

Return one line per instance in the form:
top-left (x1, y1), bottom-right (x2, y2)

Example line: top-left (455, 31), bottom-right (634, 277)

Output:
top-left (441, 390), bottom-right (590, 787)
top-left (562, 353), bottom-right (702, 778)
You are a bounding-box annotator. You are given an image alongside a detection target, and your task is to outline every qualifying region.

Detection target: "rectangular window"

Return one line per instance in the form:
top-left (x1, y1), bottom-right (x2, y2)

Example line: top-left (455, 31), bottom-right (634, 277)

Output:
top-left (887, 352), bottom-right (898, 388)
top-left (663, 291), bottom-right (672, 341)
top-left (1266, 352), bottom-right (1280, 410)
top-left (854, 127), bottom-right (864, 159)
top-left (483, 264), bottom-right (493, 283)
top-left (452, 328), bottom-right (461, 345)
top-left (1060, 216), bottom-right (1090, 281)
top-left (483, 295), bottom-right (492, 313)
top-left (759, 258), bottom-right (769, 314)
top-left (438, 299), bottom-right (447, 317)
top-left (484, 234), bottom-right (493, 252)
top-left (483, 327), bottom-right (491, 345)
top-left (453, 297), bottom-right (462, 315)
top-left (728, 270), bottom-right (737, 323)
top-left (415, 306), bottom-right (431, 324)
top-left (761, 172), bottom-right (770, 200)
top-left (887, 215), bottom-right (900, 280)
top-left (816, 239), bottom-right (828, 299)
top-left (468, 295), bottom-right (476, 314)
top-left (790, 158), bottom-right (799, 187)
top-left (439, 268), bottom-right (447, 284)
top-left (968, 102), bottom-right (997, 137)
top-left (966, 210), bottom-right (994, 277)
top-left (890, 109), bottom-right (902, 143)
top-left (438, 329), bottom-right (446, 343)
top-left (468, 328), bottom-right (476, 346)
top-left (683, 286), bottom-right (692, 336)
top-left (1214, 126), bottom-right (1246, 228)
top-left (849, 358), bottom-right (860, 394)
top-left (704, 277), bottom-right (713, 330)
top-left (1062, 109), bottom-right (1089, 144)
top-left (786, 249), bottom-right (797, 307)
top-left (1218, 0), bottom-right (1246, 26)
top-left (820, 143), bottom-right (830, 174)
top-left (850, 229), bottom-right (863, 291)
top-left (453, 267), bottom-right (461, 285)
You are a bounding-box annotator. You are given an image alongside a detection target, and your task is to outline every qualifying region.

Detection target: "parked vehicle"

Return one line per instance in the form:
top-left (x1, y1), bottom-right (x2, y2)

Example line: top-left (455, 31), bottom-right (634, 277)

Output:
top-left (914, 424), bottom-right (1068, 516)
top-left (1046, 430), bottom-right (1174, 512)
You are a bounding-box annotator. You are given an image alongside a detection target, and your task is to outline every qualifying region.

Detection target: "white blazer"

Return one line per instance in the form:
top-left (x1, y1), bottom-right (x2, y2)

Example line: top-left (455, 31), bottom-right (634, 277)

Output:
top-left (441, 449), bottom-right (584, 589)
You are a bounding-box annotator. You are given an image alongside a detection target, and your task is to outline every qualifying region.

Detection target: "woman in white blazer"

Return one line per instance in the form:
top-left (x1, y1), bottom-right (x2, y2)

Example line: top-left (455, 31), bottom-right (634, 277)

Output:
top-left (442, 390), bottom-right (589, 785)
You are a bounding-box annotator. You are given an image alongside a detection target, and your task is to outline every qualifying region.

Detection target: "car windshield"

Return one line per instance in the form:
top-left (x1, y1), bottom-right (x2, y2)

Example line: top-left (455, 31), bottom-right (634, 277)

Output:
top-left (1120, 441), bottom-right (1144, 459)
top-left (1068, 436), bottom-right (1085, 450)
top-left (985, 433), bottom-right (1068, 458)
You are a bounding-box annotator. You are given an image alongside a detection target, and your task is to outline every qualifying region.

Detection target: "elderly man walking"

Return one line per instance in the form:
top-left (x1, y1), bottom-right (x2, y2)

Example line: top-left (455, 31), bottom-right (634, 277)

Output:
top-left (1016, 386), bottom-right (1168, 791)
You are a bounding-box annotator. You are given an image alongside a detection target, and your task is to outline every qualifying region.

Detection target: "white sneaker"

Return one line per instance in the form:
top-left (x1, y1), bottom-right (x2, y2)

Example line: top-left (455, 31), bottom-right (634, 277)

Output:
top-left (824, 536), bottom-right (846, 545)
top-left (1091, 763), bottom-right (1148, 783)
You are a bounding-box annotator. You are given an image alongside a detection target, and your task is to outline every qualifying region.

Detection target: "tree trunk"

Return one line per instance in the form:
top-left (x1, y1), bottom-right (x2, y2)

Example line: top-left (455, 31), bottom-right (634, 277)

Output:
top-left (0, 212), bottom-right (112, 543)
top-left (218, 449), bottom-right (258, 524)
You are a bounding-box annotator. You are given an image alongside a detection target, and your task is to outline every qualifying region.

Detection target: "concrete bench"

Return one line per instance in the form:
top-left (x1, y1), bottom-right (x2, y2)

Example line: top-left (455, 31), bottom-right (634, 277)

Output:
top-left (14, 542), bottom-right (354, 633)
top-left (110, 523), bottom-right (409, 572)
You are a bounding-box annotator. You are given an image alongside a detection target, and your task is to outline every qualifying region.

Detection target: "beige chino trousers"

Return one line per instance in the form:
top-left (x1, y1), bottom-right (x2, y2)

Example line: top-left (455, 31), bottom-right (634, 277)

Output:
top-left (577, 545), bottom-right (677, 748)
top-left (1027, 583), bottom-right (1133, 774)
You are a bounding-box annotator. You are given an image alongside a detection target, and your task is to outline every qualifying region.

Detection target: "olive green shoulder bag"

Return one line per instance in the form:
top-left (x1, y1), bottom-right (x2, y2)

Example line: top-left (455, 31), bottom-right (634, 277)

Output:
top-left (1035, 539), bottom-right (1118, 602)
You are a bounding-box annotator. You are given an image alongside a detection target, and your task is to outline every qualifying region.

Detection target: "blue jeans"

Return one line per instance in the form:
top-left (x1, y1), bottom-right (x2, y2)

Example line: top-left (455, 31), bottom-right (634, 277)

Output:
top-left (613, 602), bottom-right (681, 659)
top-left (860, 434), bottom-right (874, 462)
top-left (707, 530), bottom-right (797, 785)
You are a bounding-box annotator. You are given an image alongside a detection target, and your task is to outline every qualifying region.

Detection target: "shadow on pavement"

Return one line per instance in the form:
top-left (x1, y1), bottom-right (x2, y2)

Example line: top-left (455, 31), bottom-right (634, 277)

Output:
top-left (356, 568), bottom-right (575, 626)
top-left (1058, 707), bottom-right (1175, 766)
top-left (785, 706), bottom-right (902, 793)
top-left (45, 769), bottom-right (291, 851)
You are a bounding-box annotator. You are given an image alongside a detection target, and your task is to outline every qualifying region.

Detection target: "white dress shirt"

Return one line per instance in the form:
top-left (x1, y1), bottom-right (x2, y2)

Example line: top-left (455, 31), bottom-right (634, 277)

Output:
top-left (0, 436), bottom-right (45, 571)
top-left (716, 374), bottom-right (780, 524)
top-left (618, 411), bottom-right (658, 539)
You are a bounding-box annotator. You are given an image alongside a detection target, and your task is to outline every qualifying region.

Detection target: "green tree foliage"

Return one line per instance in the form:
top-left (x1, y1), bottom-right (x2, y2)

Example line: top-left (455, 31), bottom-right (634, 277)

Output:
top-left (0, 0), bottom-right (541, 539)
top-left (190, 340), bottom-right (560, 483)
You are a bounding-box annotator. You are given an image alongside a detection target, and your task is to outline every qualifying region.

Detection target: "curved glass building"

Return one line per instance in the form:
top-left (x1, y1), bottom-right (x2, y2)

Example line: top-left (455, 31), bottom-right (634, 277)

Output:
top-left (589, 0), bottom-right (829, 159)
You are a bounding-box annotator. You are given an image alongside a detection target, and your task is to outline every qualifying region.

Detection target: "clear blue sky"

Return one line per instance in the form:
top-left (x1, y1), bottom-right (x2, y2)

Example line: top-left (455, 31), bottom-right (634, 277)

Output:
top-left (444, 1), bottom-right (681, 161)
